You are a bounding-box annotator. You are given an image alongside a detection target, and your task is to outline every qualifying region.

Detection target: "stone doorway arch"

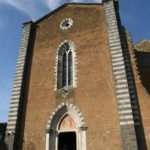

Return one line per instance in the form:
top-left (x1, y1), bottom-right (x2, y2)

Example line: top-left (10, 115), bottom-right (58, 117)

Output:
top-left (46, 102), bottom-right (87, 150)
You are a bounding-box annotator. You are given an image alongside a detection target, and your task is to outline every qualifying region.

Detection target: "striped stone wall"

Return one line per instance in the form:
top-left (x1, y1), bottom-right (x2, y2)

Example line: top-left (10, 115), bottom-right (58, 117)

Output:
top-left (5, 22), bottom-right (33, 150)
top-left (103, 0), bottom-right (138, 149)
top-left (120, 28), bottom-right (147, 149)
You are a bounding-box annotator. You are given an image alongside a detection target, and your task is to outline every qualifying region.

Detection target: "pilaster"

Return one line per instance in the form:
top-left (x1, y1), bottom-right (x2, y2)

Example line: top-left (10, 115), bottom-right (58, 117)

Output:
top-left (103, 0), bottom-right (138, 149)
top-left (5, 21), bottom-right (33, 150)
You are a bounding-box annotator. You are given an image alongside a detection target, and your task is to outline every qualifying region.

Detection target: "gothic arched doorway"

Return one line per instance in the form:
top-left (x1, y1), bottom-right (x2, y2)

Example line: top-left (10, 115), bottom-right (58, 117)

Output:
top-left (46, 103), bottom-right (87, 150)
top-left (58, 114), bottom-right (77, 150)
top-left (58, 132), bottom-right (76, 150)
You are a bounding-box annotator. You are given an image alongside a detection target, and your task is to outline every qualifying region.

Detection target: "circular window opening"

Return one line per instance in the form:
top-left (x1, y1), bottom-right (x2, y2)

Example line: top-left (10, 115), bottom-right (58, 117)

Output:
top-left (60, 18), bottom-right (73, 30)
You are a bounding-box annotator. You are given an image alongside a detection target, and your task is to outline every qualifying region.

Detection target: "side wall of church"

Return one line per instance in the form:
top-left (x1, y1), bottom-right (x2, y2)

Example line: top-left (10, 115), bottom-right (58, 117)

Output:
top-left (136, 75), bottom-right (150, 149)
top-left (127, 38), bottom-right (150, 149)
top-left (22, 4), bottom-right (123, 150)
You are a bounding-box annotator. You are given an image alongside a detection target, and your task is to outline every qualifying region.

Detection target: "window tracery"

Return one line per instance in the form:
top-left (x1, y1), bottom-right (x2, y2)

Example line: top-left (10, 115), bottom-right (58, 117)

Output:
top-left (56, 41), bottom-right (76, 90)
top-left (60, 18), bottom-right (73, 30)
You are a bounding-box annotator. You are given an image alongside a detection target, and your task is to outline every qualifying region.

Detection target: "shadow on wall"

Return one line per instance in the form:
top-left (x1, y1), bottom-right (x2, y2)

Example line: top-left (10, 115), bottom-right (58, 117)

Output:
top-left (135, 51), bottom-right (150, 94)
top-left (2, 143), bottom-right (8, 150)
top-left (0, 123), bottom-right (7, 149)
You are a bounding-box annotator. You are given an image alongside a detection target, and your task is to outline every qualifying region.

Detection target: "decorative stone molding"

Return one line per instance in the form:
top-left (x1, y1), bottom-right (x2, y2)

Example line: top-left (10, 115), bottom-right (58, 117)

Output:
top-left (46, 102), bottom-right (86, 131)
top-left (60, 18), bottom-right (73, 30)
top-left (46, 102), bottom-right (86, 150)
top-left (54, 40), bottom-right (77, 91)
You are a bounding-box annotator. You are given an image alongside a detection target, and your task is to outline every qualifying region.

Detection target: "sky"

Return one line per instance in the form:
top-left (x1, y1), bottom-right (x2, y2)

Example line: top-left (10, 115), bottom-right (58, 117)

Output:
top-left (0, 0), bottom-right (150, 122)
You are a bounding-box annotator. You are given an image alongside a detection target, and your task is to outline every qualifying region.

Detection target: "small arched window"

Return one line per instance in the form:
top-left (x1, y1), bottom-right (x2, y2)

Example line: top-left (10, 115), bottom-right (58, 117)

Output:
top-left (57, 41), bottom-right (75, 89)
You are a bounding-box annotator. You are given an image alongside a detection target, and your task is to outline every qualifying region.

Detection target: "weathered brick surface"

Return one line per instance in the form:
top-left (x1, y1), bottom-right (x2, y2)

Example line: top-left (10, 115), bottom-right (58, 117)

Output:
top-left (22, 4), bottom-right (123, 150)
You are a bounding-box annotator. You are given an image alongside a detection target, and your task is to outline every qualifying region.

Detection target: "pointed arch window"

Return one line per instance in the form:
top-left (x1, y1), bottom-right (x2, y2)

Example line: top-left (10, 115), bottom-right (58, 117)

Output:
top-left (57, 41), bottom-right (75, 89)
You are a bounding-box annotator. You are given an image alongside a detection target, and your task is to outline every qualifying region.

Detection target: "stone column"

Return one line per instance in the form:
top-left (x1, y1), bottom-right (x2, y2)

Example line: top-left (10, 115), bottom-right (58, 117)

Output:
top-left (78, 126), bottom-right (87, 150)
top-left (46, 131), bottom-right (49, 150)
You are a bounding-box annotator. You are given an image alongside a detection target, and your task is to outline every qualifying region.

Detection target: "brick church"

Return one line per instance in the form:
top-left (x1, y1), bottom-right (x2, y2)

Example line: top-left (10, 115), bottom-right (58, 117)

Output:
top-left (1, 0), bottom-right (150, 149)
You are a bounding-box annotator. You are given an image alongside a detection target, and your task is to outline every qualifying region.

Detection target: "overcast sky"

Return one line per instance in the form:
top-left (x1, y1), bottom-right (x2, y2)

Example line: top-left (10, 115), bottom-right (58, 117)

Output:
top-left (0, 0), bottom-right (150, 122)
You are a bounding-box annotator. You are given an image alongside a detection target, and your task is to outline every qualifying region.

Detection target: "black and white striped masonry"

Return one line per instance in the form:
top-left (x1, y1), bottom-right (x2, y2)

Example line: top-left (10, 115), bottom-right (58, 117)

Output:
top-left (103, 0), bottom-right (138, 149)
top-left (119, 27), bottom-right (147, 149)
top-left (5, 21), bottom-right (33, 149)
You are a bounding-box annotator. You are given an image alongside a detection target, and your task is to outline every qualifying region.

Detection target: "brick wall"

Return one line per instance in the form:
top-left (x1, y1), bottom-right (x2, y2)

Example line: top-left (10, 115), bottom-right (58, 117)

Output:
top-left (22, 4), bottom-right (123, 150)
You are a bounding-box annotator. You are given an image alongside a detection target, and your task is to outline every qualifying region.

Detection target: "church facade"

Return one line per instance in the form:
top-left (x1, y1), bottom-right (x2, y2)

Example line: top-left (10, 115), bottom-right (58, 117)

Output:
top-left (3, 0), bottom-right (150, 149)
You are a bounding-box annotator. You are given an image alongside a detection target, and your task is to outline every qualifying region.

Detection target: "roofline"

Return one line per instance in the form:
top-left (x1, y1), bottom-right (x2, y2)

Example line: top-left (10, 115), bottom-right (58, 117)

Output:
top-left (23, 21), bottom-right (33, 26)
top-left (35, 2), bottom-right (102, 24)
top-left (134, 40), bottom-right (150, 45)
